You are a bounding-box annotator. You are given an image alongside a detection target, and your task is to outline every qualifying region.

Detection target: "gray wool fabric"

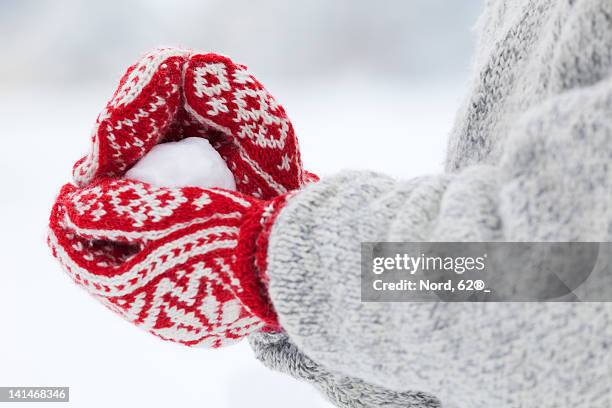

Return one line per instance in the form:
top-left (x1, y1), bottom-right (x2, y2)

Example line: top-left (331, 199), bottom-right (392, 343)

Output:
top-left (249, 0), bottom-right (612, 407)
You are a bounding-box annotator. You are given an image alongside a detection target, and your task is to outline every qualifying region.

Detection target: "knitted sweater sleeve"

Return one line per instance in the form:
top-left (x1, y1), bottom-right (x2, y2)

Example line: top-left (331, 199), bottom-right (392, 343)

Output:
top-left (262, 50), bottom-right (612, 408)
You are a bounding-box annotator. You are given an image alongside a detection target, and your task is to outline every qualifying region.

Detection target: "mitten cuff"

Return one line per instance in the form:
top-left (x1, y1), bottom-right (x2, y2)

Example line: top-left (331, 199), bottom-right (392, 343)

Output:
top-left (233, 194), bottom-right (293, 330)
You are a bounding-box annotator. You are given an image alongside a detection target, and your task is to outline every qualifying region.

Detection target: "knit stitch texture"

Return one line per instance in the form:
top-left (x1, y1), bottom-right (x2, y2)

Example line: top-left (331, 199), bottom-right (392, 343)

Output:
top-left (49, 49), bottom-right (312, 347)
top-left (250, 0), bottom-right (612, 407)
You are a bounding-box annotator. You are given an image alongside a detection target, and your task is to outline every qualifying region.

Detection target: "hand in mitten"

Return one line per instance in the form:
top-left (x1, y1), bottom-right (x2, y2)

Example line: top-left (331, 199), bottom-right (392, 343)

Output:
top-left (72, 48), bottom-right (317, 198)
top-left (49, 179), bottom-right (291, 347)
top-left (50, 48), bottom-right (316, 347)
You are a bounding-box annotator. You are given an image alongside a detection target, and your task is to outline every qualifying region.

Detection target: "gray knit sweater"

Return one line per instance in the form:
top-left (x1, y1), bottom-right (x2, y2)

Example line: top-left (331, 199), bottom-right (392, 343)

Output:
top-left (249, 1), bottom-right (612, 407)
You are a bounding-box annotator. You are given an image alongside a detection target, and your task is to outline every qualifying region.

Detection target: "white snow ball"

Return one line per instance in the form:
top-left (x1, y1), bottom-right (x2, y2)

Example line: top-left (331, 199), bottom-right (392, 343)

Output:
top-left (125, 137), bottom-right (236, 190)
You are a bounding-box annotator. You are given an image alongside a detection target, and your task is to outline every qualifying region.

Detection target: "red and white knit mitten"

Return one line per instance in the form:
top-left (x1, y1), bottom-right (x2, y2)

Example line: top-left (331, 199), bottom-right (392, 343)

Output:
top-left (72, 48), bottom-right (317, 197)
top-left (48, 48), bottom-right (317, 347)
top-left (49, 180), bottom-right (293, 347)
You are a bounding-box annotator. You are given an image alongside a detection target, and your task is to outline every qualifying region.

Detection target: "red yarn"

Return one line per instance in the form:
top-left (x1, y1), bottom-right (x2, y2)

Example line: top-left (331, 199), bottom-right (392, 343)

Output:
top-left (73, 48), bottom-right (307, 199)
top-left (49, 48), bottom-right (317, 348)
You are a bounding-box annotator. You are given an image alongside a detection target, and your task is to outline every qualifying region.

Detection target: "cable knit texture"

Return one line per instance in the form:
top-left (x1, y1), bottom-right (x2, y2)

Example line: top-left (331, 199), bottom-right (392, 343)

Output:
top-left (249, 0), bottom-right (612, 407)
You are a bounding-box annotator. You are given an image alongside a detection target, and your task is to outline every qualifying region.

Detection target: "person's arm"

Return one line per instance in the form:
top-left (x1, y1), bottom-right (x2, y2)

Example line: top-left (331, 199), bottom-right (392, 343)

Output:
top-left (264, 42), bottom-right (612, 408)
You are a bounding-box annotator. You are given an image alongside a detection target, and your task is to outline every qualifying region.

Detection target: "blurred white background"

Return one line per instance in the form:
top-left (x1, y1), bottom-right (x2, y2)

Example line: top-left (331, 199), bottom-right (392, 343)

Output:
top-left (0, 1), bottom-right (482, 407)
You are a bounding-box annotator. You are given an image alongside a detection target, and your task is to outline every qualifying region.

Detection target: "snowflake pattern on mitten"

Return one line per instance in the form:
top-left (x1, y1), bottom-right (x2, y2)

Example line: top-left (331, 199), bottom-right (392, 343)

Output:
top-left (50, 48), bottom-right (318, 347)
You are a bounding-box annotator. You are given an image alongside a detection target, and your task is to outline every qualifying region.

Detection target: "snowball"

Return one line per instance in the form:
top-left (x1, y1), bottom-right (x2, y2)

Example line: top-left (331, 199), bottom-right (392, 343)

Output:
top-left (125, 137), bottom-right (236, 190)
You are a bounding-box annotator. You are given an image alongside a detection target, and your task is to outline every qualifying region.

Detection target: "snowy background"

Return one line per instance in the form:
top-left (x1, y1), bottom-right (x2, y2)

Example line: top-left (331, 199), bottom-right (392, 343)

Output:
top-left (0, 1), bottom-right (482, 407)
